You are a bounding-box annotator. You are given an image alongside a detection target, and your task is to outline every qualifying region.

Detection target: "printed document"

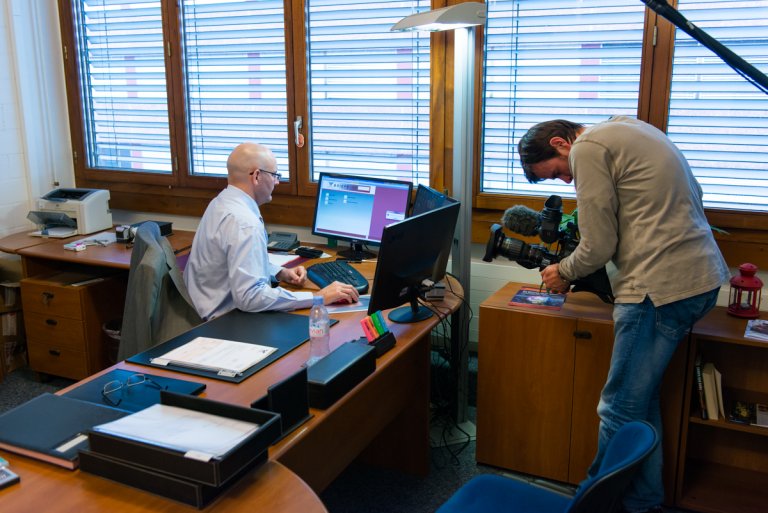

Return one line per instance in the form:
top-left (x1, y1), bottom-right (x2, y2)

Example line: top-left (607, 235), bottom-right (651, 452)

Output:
top-left (151, 337), bottom-right (277, 376)
top-left (93, 404), bottom-right (259, 458)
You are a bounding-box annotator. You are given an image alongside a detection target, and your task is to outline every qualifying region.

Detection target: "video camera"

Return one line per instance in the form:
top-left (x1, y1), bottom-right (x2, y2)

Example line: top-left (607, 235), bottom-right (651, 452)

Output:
top-left (483, 195), bottom-right (614, 304)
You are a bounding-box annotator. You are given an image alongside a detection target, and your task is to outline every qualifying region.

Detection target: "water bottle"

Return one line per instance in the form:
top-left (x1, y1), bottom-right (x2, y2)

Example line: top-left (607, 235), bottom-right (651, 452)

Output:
top-left (307, 295), bottom-right (330, 366)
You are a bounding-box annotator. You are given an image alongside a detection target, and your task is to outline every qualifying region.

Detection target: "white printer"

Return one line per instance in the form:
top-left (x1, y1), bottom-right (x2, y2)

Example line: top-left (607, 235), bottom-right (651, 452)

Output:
top-left (28, 188), bottom-right (113, 237)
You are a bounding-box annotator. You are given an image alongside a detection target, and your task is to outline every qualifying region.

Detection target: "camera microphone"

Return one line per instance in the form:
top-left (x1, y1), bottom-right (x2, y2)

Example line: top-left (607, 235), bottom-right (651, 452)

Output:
top-left (501, 205), bottom-right (541, 236)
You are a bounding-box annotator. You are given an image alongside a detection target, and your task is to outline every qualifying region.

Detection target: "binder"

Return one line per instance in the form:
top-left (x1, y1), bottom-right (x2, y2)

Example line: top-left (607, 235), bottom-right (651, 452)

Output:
top-left (127, 310), bottom-right (337, 383)
top-left (0, 393), bottom-right (128, 469)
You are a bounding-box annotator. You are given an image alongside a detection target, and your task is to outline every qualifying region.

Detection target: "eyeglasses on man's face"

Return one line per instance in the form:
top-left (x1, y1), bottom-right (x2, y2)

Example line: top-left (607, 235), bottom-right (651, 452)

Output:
top-left (250, 168), bottom-right (282, 181)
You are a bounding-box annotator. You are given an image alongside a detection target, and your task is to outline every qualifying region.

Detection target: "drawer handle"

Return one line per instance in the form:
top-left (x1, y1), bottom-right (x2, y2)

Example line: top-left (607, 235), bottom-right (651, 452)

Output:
top-left (49, 349), bottom-right (61, 357)
top-left (42, 292), bottom-right (54, 305)
top-left (573, 330), bottom-right (592, 339)
top-left (46, 319), bottom-right (58, 326)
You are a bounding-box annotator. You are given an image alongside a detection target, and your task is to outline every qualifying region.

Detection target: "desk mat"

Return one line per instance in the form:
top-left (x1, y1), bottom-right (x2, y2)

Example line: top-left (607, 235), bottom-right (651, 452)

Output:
top-left (62, 369), bottom-right (206, 412)
top-left (127, 310), bottom-right (337, 383)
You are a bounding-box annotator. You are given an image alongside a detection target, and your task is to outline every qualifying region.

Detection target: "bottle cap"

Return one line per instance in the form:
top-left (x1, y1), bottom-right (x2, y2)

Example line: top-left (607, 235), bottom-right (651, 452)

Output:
top-left (313, 295), bottom-right (323, 306)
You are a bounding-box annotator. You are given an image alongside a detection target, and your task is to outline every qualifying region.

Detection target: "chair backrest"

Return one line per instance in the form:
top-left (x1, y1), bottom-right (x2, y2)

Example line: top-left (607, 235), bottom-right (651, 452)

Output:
top-left (118, 222), bottom-right (201, 361)
top-left (566, 420), bottom-right (658, 513)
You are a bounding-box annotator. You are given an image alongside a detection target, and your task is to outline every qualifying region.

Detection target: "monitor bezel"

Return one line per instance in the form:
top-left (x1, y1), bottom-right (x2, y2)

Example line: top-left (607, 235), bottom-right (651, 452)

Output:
top-left (311, 173), bottom-right (413, 259)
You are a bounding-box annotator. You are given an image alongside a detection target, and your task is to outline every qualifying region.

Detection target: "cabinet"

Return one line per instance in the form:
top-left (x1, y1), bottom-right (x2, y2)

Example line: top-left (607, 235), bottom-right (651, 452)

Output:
top-left (676, 307), bottom-right (768, 513)
top-left (21, 272), bottom-right (126, 380)
top-left (476, 282), bottom-right (686, 502)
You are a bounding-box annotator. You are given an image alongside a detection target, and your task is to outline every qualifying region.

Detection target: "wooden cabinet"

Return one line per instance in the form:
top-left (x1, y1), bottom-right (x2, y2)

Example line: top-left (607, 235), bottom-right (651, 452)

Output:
top-left (21, 272), bottom-right (126, 380)
top-left (476, 282), bottom-right (686, 503)
top-left (676, 308), bottom-right (768, 513)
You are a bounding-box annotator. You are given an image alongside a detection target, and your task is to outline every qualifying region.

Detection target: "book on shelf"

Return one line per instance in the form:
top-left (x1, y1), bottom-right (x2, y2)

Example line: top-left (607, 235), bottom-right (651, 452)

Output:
top-left (728, 401), bottom-right (768, 428)
top-left (701, 362), bottom-right (724, 421)
top-left (694, 353), bottom-right (707, 420)
top-left (508, 286), bottom-right (567, 310)
top-left (744, 319), bottom-right (768, 342)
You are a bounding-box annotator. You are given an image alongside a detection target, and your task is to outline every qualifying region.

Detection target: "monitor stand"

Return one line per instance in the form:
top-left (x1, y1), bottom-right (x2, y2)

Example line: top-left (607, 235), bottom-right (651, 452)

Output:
top-left (336, 241), bottom-right (376, 261)
top-left (388, 294), bottom-right (433, 323)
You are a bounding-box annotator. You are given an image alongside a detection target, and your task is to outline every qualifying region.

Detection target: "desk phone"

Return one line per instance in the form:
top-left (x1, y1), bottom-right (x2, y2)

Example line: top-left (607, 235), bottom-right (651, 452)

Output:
top-left (268, 232), bottom-right (300, 251)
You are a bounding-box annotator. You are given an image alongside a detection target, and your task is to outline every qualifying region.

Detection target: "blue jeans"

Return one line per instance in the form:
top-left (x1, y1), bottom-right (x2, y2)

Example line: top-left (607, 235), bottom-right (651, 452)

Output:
top-left (586, 288), bottom-right (720, 513)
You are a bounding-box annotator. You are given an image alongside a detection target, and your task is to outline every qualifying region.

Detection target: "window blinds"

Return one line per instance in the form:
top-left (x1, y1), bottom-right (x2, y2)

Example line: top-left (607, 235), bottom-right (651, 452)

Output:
top-left (667, 0), bottom-right (768, 212)
top-left (305, 0), bottom-right (431, 184)
top-left (73, 0), bottom-right (172, 173)
top-left (481, 0), bottom-right (645, 197)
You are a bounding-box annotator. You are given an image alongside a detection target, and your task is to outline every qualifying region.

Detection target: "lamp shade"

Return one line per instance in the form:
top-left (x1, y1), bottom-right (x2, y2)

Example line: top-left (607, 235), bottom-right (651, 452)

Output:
top-left (727, 262), bottom-right (763, 318)
top-left (390, 2), bottom-right (486, 32)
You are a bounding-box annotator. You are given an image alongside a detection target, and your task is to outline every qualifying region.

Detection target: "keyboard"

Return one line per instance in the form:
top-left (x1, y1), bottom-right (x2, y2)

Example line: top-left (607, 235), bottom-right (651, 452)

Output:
top-left (307, 260), bottom-right (369, 294)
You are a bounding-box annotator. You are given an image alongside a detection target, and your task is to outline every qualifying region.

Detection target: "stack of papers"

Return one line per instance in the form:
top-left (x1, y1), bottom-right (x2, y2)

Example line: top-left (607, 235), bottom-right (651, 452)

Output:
top-left (151, 336), bottom-right (277, 377)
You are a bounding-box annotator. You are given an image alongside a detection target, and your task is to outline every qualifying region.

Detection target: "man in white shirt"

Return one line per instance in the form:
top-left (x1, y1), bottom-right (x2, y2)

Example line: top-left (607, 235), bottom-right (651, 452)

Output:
top-left (184, 142), bottom-right (359, 320)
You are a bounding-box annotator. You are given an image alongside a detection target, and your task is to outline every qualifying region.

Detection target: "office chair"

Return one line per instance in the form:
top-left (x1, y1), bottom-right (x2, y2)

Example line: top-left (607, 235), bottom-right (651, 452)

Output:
top-left (117, 222), bottom-right (202, 361)
top-left (437, 420), bottom-right (658, 513)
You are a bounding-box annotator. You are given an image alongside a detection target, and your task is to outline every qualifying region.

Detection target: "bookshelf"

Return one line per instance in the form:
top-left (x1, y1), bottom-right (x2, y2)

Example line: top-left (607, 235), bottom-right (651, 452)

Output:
top-left (677, 307), bottom-right (768, 513)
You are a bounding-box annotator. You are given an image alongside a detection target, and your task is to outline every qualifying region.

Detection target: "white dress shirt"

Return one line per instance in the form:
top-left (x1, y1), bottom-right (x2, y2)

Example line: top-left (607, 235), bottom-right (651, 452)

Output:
top-left (184, 185), bottom-right (313, 320)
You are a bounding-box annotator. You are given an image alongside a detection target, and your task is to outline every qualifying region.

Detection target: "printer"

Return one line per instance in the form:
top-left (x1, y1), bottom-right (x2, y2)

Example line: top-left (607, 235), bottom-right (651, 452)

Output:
top-left (28, 188), bottom-right (113, 237)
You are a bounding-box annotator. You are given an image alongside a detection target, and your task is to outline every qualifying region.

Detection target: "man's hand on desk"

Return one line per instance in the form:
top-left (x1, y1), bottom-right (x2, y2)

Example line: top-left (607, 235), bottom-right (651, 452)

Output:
top-left (317, 282), bottom-right (360, 305)
top-left (277, 266), bottom-right (308, 286)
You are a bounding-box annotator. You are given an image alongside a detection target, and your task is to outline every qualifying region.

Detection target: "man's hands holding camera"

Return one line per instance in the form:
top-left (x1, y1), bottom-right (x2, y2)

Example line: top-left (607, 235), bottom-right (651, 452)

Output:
top-left (541, 263), bottom-right (570, 294)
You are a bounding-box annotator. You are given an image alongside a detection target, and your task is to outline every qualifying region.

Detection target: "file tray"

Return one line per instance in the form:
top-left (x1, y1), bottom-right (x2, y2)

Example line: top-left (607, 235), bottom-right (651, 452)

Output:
top-left (307, 342), bottom-right (376, 409)
top-left (79, 448), bottom-right (265, 509)
top-left (84, 391), bottom-right (280, 487)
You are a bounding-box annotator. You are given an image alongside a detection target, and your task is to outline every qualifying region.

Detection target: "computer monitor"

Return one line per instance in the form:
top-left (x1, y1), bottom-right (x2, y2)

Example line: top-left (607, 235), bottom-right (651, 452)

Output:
top-left (410, 184), bottom-right (457, 217)
top-left (312, 173), bottom-right (413, 260)
top-left (368, 201), bottom-right (460, 323)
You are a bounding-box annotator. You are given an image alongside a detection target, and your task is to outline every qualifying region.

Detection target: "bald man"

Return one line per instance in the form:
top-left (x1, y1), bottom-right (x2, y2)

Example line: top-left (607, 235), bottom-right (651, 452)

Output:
top-left (184, 143), bottom-right (359, 321)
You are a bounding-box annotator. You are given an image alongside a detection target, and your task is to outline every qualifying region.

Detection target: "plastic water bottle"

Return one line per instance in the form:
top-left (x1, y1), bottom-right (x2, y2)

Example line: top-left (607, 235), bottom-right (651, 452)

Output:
top-left (307, 296), bottom-right (330, 366)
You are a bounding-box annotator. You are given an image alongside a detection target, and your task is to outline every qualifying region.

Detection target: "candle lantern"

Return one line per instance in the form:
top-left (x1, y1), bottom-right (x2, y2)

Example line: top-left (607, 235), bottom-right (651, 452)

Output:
top-left (727, 263), bottom-right (763, 318)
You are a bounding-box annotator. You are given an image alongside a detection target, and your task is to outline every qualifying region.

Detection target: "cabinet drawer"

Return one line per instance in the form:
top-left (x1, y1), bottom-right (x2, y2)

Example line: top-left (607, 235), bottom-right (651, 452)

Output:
top-left (24, 312), bottom-right (86, 351)
top-left (27, 342), bottom-right (88, 380)
top-left (21, 280), bottom-right (83, 319)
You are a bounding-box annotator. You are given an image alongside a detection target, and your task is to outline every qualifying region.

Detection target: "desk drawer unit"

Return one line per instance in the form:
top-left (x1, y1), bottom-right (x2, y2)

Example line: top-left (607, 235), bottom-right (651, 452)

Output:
top-left (21, 273), bottom-right (126, 379)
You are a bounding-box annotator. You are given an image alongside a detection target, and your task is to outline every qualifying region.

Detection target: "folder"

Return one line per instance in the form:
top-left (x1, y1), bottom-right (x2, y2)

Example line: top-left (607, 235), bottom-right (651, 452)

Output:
top-left (0, 393), bottom-right (128, 469)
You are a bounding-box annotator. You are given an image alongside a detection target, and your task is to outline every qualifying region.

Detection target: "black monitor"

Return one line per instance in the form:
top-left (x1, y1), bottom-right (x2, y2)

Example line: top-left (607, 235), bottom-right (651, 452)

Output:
top-left (368, 201), bottom-right (460, 323)
top-left (410, 184), bottom-right (457, 217)
top-left (312, 173), bottom-right (413, 260)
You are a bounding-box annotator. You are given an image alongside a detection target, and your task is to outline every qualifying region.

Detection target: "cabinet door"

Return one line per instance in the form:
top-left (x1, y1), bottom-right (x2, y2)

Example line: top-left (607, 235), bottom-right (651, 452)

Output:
top-left (569, 318), bottom-right (614, 482)
top-left (476, 307), bottom-right (576, 482)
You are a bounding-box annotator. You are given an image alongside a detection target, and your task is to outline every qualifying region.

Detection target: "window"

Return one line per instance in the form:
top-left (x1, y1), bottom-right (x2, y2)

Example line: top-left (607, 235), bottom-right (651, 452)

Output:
top-left (62, 0), bottom-right (434, 195)
top-left (72, 0), bottom-right (171, 173)
top-left (667, 0), bottom-right (768, 212)
top-left (305, 1), bottom-right (432, 185)
top-left (182, 0), bottom-right (289, 177)
top-left (480, 0), bottom-right (646, 199)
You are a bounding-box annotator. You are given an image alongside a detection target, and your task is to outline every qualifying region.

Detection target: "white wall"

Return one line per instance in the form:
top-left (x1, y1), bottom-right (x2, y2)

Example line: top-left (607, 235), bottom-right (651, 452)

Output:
top-left (1, 1), bottom-right (764, 345)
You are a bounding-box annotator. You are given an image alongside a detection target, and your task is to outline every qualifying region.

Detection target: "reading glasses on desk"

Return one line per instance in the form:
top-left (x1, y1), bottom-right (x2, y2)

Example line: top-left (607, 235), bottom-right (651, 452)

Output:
top-left (101, 373), bottom-right (166, 407)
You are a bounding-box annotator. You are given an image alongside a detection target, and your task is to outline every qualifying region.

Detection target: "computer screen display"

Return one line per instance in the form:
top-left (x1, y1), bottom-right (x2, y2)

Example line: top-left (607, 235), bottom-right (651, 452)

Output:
top-left (312, 173), bottom-right (413, 259)
top-left (410, 184), bottom-right (457, 217)
top-left (368, 201), bottom-right (460, 323)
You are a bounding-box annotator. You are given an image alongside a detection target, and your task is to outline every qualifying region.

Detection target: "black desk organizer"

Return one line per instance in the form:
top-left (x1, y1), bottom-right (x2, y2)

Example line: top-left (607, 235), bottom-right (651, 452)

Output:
top-left (79, 391), bottom-right (281, 508)
top-left (306, 342), bottom-right (376, 409)
top-left (251, 367), bottom-right (312, 440)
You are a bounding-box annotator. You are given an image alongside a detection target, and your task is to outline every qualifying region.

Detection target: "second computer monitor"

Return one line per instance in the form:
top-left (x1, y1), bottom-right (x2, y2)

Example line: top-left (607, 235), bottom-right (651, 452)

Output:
top-left (410, 184), bottom-right (457, 217)
top-left (312, 173), bottom-right (413, 260)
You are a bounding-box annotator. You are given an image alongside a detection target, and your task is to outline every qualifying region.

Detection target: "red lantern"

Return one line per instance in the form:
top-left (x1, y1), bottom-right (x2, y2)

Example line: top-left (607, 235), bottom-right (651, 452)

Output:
top-left (727, 263), bottom-right (763, 318)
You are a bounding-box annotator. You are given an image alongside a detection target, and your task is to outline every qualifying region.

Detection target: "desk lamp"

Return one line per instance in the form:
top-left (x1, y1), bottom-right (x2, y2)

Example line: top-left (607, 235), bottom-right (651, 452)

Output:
top-left (391, 2), bottom-right (486, 427)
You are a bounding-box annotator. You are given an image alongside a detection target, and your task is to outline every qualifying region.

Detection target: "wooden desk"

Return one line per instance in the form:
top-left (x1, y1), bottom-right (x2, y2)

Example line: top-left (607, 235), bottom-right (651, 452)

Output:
top-left (9, 230), bottom-right (195, 277)
top-left (0, 258), bottom-right (462, 511)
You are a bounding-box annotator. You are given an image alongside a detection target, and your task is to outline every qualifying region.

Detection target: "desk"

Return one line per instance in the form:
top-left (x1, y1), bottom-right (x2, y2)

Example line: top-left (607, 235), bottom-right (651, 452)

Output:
top-left (4, 230), bottom-right (195, 277)
top-left (0, 255), bottom-right (462, 511)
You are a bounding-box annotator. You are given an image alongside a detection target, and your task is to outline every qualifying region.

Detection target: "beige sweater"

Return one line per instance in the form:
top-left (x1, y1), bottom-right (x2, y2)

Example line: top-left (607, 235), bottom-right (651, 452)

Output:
top-left (558, 116), bottom-right (729, 306)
